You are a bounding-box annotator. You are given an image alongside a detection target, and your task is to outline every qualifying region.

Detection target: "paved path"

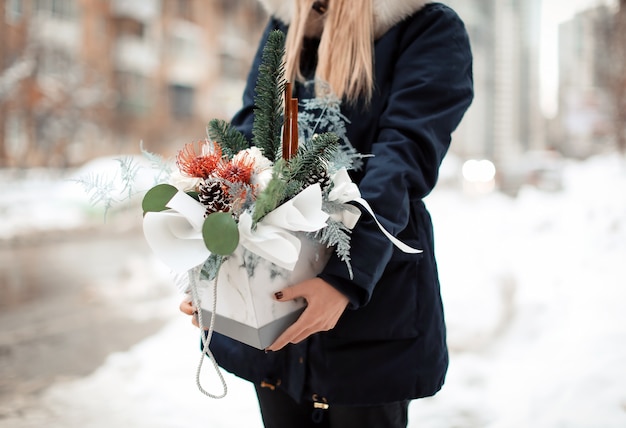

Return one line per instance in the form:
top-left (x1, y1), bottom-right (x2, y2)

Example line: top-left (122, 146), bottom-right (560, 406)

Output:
top-left (0, 227), bottom-right (174, 420)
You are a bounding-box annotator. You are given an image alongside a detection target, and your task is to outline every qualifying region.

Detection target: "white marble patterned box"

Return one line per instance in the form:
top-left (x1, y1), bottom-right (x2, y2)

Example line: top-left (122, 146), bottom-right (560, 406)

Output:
top-left (198, 233), bottom-right (331, 350)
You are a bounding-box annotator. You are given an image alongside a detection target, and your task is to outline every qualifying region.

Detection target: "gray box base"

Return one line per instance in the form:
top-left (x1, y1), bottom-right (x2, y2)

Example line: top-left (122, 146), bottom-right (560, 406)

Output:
top-left (200, 307), bottom-right (305, 350)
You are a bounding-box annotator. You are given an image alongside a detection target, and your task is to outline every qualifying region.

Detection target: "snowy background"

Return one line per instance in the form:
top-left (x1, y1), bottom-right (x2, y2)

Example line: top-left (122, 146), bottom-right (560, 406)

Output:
top-left (1, 152), bottom-right (625, 427)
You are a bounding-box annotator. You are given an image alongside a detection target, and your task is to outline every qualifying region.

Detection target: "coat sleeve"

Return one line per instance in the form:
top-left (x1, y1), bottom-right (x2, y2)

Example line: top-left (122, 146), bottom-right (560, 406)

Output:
top-left (319, 5), bottom-right (474, 308)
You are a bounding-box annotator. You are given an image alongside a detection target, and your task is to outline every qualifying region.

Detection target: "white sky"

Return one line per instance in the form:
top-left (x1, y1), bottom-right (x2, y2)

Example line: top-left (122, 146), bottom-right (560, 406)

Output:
top-left (539, 0), bottom-right (617, 116)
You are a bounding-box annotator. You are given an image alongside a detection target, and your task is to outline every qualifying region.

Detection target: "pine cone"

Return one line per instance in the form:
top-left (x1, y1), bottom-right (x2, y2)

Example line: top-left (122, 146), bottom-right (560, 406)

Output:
top-left (303, 168), bottom-right (331, 191)
top-left (198, 180), bottom-right (230, 216)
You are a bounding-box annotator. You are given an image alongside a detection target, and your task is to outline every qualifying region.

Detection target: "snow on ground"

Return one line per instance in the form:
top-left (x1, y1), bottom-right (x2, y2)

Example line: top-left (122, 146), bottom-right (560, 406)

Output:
top-left (0, 155), bottom-right (159, 239)
top-left (1, 153), bottom-right (626, 427)
top-left (413, 154), bottom-right (626, 427)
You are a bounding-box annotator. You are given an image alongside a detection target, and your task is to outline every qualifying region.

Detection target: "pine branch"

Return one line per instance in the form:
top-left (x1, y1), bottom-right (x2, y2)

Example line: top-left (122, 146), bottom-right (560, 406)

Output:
top-left (333, 142), bottom-right (370, 173)
top-left (223, 181), bottom-right (257, 213)
top-left (252, 159), bottom-right (289, 222)
top-left (252, 30), bottom-right (286, 162)
top-left (298, 81), bottom-right (367, 172)
top-left (288, 132), bottom-right (339, 182)
top-left (207, 118), bottom-right (249, 159)
top-left (71, 172), bottom-right (117, 220)
top-left (283, 178), bottom-right (305, 200)
top-left (313, 218), bottom-right (354, 279)
top-left (116, 156), bottom-right (141, 200)
top-left (298, 83), bottom-right (350, 140)
top-left (140, 141), bottom-right (172, 185)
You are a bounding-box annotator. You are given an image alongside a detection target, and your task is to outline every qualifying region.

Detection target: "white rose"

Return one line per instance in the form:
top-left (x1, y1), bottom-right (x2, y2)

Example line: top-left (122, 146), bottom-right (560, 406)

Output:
top-left (233, 147), bottom-right (272, 169)
top-left (233, 147), bottom-right (274, 190)
top-left (169, 170), bottom-right (201, 192)
top-left (253, 168), bottom-right (274, 191)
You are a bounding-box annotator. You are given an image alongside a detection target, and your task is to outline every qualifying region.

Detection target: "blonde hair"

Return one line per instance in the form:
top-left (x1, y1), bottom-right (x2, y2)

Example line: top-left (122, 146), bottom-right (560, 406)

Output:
top-left (285, 0), bottom-right (374, 104)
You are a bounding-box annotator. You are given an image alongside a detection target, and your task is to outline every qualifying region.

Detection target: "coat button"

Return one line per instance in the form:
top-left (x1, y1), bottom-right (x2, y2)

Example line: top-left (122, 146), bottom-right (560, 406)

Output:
top-left (311, 394), bottom-right (329, 410)
top-left (311, 394), bottom-right (329, 423)
top-left (260, 379), bottom-right (281, 390)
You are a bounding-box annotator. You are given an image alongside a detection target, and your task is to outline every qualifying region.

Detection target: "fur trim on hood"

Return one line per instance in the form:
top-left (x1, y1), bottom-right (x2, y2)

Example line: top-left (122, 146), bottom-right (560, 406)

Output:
top-left (258, 0), bottom-right (431, 37)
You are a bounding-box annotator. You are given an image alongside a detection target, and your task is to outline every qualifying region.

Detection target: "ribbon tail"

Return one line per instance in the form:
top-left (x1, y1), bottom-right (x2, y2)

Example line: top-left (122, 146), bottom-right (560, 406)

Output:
top-left (352, 197), bottom-right (422, 254)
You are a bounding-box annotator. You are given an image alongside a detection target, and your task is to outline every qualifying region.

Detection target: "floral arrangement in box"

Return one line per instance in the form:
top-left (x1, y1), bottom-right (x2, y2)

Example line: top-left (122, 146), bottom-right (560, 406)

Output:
top-left (76, 30), bottom-right (417, 398)
top-left (141, 30), bottom-right (366, 283)
top-left (136, 29), bottom-right (378, 398)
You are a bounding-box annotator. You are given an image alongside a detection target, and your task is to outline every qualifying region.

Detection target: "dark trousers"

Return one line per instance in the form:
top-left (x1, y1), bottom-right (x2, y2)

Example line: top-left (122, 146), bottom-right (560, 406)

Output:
top-left (255, 385), bottom-right (410, 428)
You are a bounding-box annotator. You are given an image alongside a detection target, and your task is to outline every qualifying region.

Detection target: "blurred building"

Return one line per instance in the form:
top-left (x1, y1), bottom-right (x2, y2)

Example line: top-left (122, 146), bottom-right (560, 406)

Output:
top-left (0, 0), bottom-right (267, 167)
top-left (442, 0), bottom-right (550, 194)
top-left (557, 4), bottom-right (615, 158)
top-left (444, 0), bottom-right (545, 163)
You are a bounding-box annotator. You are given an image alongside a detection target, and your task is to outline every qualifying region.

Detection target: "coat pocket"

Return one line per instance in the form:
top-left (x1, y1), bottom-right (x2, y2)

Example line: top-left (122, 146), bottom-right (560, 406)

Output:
top-left (325, 254), bottom-right (423, 342)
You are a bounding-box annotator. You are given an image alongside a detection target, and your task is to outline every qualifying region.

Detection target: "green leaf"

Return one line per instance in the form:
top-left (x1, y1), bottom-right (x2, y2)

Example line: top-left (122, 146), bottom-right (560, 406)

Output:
top-left (142, 184), bottom-right (178, 213)
top-left (202, 212), bottom-right (239, 256)
top-left (186, 191), bottom-right (200, 201)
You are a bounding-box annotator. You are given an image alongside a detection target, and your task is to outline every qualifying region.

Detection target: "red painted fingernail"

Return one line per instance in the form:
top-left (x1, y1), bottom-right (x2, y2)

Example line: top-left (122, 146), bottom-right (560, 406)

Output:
top-left (274, 291), bottom-right (283, 300)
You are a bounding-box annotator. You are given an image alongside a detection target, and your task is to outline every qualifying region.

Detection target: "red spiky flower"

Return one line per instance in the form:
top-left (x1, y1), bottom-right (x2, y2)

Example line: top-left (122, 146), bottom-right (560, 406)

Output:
top-left (215, 152), bottom-right (258, 211)
top-left (176, 140), bottom-right (223, 179)
top-left (216, 151), bottom-right (255, 185)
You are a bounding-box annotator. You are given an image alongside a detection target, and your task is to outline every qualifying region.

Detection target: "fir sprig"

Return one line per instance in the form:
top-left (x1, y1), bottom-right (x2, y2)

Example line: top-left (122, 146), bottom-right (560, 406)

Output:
top-left (71, 156), bottom-right (142, 213)
top-left (206, 119), bottom-right (248, 159)
top-left (299, 81), bottom-right (350, 142)
top-left (223, 181), bottom-right (257, 214)
top-left (140, 141), bottom-right (172, 185)
top-left (313, 218), bottom-right (353, 278)
top-left (252, 159), bottom-right (289, 223)
top-left (117, 156), bottom-right (141, 201)
top-left (287, 132), bottom-right (339, 183)
top-left (251, 133), bottom-right (340, 224)
top-left (73, 144), bottom-right (172, 221)
top-left (298, 84), bottom-right (368, 172)
top-left (251, 30), bottom-right (286, 162)
top-left (71, 172), bottom-right (118, 220)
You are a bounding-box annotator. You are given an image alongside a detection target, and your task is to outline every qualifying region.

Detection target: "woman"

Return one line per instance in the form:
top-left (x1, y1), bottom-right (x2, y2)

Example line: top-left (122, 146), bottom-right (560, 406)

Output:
top-left (181, 0), bottom-right (473, 426)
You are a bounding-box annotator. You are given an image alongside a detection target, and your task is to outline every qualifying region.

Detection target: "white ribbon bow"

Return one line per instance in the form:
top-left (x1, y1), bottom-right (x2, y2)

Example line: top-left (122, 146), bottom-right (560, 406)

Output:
top-left (143, 184), bottom-right (330, 274)
top-left (237, 183), bottom-right (329, 271)
top-left (143, 191), bottom-right (210, 273)
top-left (328, 168), bottom-right (362, 229)
top-left (143, 170), bottom-right (420, 275)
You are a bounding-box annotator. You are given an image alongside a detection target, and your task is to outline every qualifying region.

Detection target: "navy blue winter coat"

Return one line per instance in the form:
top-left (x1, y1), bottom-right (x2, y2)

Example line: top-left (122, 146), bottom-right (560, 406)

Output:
top-left (209, 2), bottom-right (474, 406)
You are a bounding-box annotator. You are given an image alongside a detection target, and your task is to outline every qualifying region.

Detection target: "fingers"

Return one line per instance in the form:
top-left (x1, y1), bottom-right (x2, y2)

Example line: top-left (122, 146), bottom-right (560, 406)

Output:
top-left (267, 310), bottom-right (333, 351)
top-left (179, 297), bottom-right (201, 328)
top-left (179, 278), bottom-right (349, 343)
top-left (179, 298), bottom-right (195, 315)
top-left (266, 278), bottom-right (349, 352)
top-left (191, 314), bottom-right (200, 329)
top-left (273, 283), bottom-right (302, 302)
top-left (272, 279), bottom-right (317, 303)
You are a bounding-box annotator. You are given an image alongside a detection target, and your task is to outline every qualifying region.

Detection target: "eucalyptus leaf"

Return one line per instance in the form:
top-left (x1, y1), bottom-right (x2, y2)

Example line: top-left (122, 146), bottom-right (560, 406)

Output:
top-left (186, 191), bottom-right (200, 201)
top-left (142, 184), bottom-right (178, 213)
top-left (202, 212), bottom-right (239, 256)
